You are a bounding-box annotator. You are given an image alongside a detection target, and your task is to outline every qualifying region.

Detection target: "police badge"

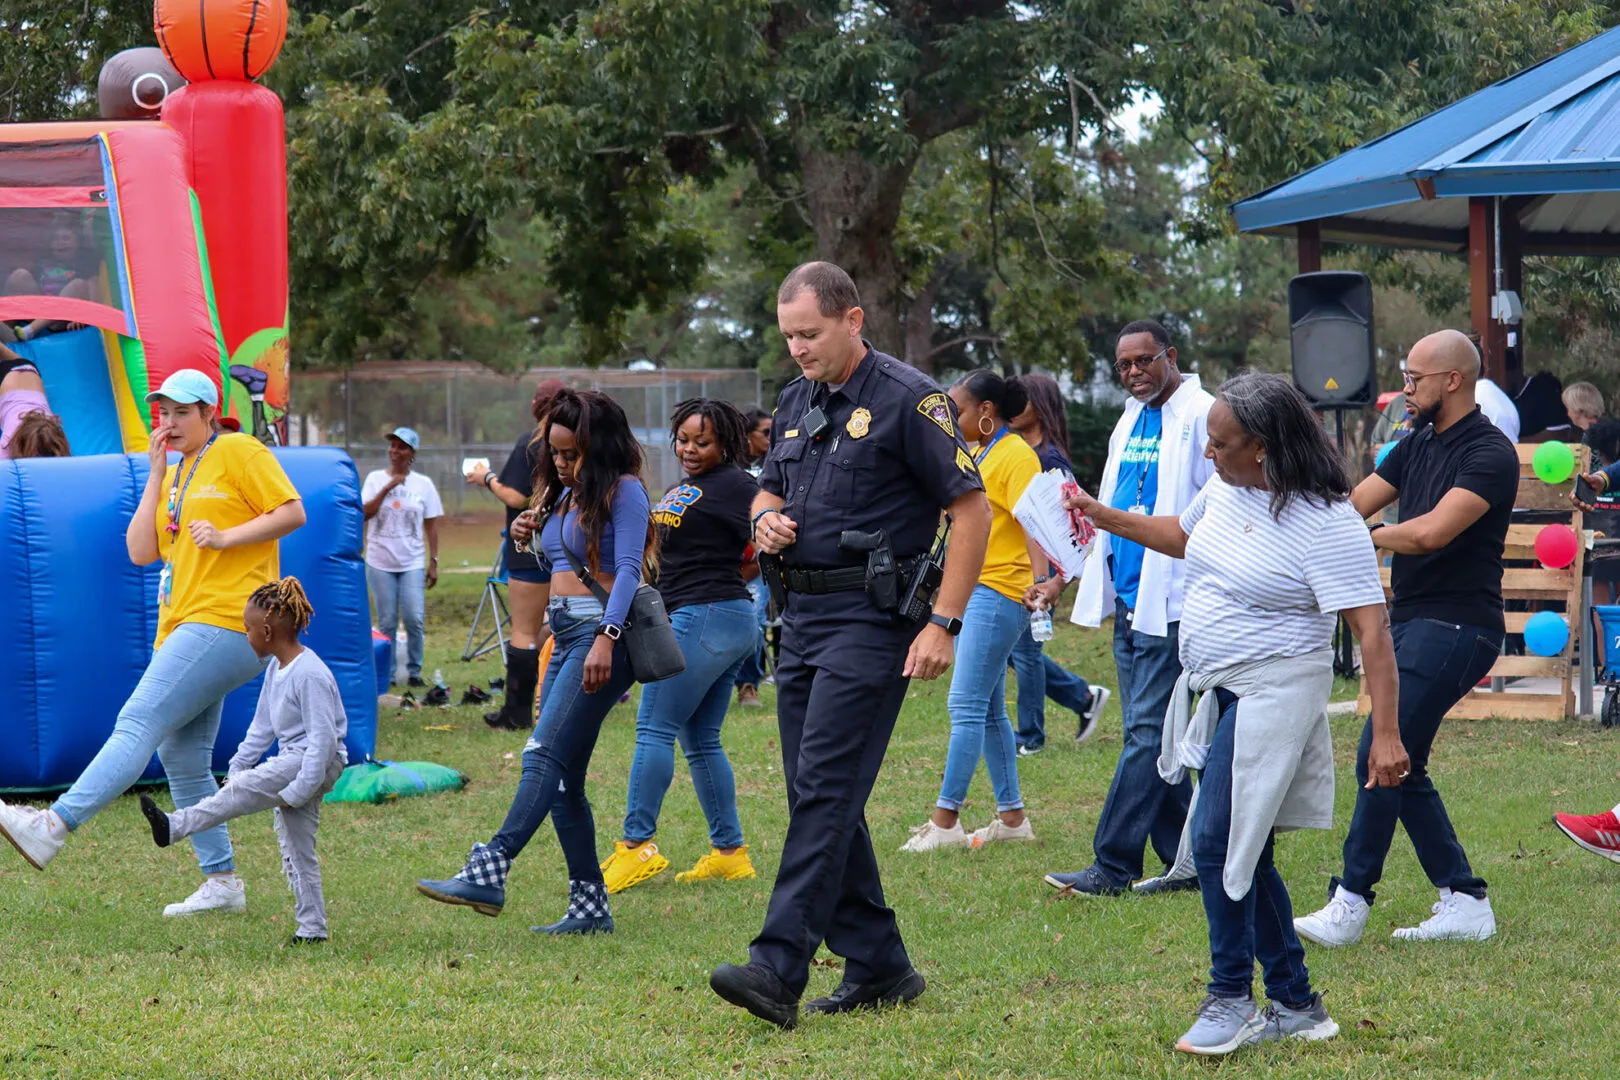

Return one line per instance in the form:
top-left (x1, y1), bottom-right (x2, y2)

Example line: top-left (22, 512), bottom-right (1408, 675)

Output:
top-left (846, 407), bottom-right (872, 439)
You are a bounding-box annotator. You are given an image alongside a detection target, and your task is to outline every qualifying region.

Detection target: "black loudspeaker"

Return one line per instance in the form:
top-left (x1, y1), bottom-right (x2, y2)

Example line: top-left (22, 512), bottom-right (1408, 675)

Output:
top-left (1289, 271), bottom-right (1375, 408)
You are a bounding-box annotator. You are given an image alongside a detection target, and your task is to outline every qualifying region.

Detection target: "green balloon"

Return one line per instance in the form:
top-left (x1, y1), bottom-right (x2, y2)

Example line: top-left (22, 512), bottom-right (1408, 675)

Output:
top-left (1533, 440), bottom-right (1575, 484)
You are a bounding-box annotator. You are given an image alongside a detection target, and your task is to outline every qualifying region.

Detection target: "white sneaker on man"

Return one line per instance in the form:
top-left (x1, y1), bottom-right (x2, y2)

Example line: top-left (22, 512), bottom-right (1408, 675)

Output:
top-left (0, 799), bottom-right (67, 870)
top-left (164, 876), bottom-right (247, 917)
top-left (1293, 886), bottom-right (1369, 947)
top-left (1391, 889), bottom-right (1495, 942)
top-left (968, 818), bottom-right (1035, 848)
top-left (898, 820), bottom-right (970, 853)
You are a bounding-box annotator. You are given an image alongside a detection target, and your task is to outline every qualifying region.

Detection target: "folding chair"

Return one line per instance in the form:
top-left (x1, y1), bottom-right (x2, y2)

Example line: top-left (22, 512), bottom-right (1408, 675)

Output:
top-left (461, 536), bottom-right (511, 662)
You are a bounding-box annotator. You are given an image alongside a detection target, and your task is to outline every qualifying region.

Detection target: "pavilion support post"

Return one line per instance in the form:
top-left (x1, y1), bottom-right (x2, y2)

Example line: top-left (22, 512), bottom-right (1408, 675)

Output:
top-left (1468, 197), bottom-right (1508, 387)
top-left (1501, 205), bottom-right (1526, 394)
top-left (1297, 220), bottom-right (1322, 274)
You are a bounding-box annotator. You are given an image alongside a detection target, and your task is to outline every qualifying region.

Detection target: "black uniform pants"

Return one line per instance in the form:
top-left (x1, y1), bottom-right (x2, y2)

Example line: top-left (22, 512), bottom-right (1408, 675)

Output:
top-left (748, 602), bottom-right (915, 995)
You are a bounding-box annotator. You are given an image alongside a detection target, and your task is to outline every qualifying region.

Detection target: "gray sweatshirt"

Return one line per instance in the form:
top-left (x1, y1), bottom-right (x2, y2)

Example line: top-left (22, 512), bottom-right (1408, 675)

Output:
top-left (228, 649), bottom-right (349, 807)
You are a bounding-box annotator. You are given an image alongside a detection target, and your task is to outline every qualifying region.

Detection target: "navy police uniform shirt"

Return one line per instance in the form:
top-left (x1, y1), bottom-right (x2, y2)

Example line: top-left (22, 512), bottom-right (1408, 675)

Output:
top-left (761, 344), bottom-right (983, 570)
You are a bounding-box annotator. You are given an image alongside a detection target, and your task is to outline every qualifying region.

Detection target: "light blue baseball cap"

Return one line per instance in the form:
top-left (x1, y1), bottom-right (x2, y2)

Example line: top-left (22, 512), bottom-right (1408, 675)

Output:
top-left (389, 426), bottom-right (421, 450)
top-left (144, 368), bottom-right (220, 407)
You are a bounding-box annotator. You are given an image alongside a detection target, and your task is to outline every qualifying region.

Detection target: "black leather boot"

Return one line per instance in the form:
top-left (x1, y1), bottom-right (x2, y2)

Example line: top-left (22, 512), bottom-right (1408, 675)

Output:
top-left (485, 645), bottom-right (539, 730)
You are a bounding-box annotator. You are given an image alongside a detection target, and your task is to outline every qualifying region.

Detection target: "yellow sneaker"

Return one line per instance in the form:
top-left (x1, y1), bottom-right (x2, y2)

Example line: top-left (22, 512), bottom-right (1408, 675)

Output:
top-left (600, 841), bottom-right (669, 894)
top-left (675, 846), bottom-right (757, 884)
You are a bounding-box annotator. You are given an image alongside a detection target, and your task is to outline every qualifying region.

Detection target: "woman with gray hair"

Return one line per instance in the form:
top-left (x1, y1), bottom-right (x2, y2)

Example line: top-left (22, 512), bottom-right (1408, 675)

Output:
top-left (1065, 372), bottom-right (1404, 1057)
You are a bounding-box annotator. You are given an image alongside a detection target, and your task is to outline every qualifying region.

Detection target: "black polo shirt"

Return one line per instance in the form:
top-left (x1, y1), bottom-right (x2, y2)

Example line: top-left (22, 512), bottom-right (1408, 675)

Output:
top-left (1375, 407), bottom-right (1519, 631)
top-left (760, 344), bottom-right (983, 568)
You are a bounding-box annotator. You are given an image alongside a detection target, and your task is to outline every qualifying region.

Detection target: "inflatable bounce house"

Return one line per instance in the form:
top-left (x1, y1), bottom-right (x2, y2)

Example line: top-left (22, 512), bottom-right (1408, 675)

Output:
top-left (0, 0), bottom-right (376, 791)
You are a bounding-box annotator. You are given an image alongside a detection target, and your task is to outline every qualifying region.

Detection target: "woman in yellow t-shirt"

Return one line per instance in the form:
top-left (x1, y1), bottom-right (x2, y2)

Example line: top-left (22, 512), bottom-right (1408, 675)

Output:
top-left (0, 370), bottom-right (305, 917)
top-left (901, 370), bottom-right (1052, 853)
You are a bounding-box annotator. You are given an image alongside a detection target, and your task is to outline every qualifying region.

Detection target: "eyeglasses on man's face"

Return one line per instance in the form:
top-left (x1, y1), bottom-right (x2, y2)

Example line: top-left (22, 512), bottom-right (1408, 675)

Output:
top-left (1114, 346), bottom-right (1169, 378)
top-left (1402, 369), bottom-right (1449, 390)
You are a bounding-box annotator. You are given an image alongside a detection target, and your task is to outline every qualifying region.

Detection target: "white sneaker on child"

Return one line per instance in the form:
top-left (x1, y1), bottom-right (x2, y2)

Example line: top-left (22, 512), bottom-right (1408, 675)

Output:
top-left (1392, 889), bottom-right (1496, 942)
top-left (968, 818), bottom-right (1035, 848)
top-left (0, 799), bottom-right (67, 870)
top-left (898, 820), bottom-right (970, 852)
top-left (164, 876), bottom-right (247, 917)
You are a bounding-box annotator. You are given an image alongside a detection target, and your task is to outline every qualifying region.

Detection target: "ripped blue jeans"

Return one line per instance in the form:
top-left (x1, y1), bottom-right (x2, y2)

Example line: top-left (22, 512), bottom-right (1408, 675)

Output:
top-left (489, 599), bottom-right (634, 883)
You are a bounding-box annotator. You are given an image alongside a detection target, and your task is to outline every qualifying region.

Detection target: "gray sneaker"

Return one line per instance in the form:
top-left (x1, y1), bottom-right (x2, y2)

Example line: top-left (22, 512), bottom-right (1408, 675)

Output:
top-left (1255, 993), bottom-right (1340, 1043)
top-left (1174, 994), bottom-right (1264, 1056)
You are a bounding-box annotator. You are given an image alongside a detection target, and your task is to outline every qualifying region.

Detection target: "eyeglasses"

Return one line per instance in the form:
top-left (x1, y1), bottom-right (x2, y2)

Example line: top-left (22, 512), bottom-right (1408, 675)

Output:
top-left (1114, 346), bottom-right (1169, 377)
top-left (1402, 369), bottom-right (1449, 389)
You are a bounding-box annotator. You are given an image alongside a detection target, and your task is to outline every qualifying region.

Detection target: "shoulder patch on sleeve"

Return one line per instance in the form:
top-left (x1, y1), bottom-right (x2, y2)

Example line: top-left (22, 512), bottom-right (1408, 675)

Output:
top-left (918, 393), bottom-right (955, 437)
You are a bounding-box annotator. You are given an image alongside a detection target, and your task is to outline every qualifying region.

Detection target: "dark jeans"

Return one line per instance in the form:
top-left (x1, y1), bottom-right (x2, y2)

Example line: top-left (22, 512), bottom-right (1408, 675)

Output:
top-left (1008, 625), bottom-right (1093, 750)
top-left (1194, 688), bottom-right (1313, 1006)
top-left (1091, 601), bottom-right (1191, 886)
top-left (1336, 617), bottom-right (1500, 903)
top-left (490, 606), bottom-right (635, 883)
top-left (749, 597), bottom-right (915, 996)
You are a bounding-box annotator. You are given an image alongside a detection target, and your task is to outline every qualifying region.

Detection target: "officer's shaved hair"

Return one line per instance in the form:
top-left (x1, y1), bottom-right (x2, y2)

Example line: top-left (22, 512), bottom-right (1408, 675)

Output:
top-left (778, 261), bottom-right (861, 316)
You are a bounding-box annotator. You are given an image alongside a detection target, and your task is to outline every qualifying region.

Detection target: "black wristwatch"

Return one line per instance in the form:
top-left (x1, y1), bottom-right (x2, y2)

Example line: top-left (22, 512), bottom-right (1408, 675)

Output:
top-left (595, 623), bottom-right (623, 641)
top-left (928, 613), bottom-right (963, 636)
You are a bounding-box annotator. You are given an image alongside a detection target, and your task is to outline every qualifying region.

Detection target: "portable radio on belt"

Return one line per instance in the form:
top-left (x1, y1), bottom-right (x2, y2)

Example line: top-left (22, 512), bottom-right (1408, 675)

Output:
top-left (898, 517), bottom-right (952, 626)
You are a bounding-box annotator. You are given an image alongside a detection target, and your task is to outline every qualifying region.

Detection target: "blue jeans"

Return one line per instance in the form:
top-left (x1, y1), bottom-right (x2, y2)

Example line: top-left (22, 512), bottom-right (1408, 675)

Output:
top-left (937, 585), bottom-right (1027, 813)
top-left (368, 565), bottom-right (425, 680)
top-left (1008, 626), bottom-right (1093, 750)
top-left (1091, 601), bottom-right (1191, 886)
top-left (1195, 688), bottom-right (1314, 1005)
top-left (53, 624), bottom-right (264, 874)
top-left (734, 579), bottom-right (770, 688)
top-left (624, 598), bottom-right (755, 848)
top-left (490, 601), bottom-right (635, 882)
top-left (1336, 617), bottom-right (1500, 903)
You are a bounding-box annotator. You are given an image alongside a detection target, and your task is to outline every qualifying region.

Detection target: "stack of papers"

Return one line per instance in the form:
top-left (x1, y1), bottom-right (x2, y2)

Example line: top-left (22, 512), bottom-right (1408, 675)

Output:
top-left (1012, 469), bottom-right (1097, 581)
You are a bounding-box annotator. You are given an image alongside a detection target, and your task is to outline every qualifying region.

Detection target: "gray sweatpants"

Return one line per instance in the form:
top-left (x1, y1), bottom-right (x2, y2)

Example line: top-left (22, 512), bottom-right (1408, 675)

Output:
top-left (168, 752), bottom-right (344, 939)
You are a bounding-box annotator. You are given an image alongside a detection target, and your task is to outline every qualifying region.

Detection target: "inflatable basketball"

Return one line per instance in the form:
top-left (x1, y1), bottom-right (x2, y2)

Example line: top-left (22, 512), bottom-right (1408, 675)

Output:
top-left (154, 0), bottom-right (289, 82)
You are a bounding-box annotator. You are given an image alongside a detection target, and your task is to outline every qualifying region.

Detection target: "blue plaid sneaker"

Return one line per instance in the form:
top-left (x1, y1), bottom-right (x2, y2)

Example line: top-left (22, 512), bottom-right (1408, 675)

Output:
top-left (1174, 994), bottom-right (1264, 1056)
top-left (532, 880), bottom-right (614, 935)
top-left (416, 842), bottom-right (510, 917)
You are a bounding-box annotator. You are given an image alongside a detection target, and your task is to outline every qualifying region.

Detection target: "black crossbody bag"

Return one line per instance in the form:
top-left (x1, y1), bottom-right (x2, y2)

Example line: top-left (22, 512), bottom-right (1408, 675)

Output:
top-left (543, 495), bottom-right (685, 684)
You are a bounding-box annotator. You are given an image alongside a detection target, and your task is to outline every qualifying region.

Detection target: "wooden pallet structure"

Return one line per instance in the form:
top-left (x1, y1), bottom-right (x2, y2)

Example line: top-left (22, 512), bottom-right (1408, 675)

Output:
top-left (1357, 443), bottom-right (1589, 721)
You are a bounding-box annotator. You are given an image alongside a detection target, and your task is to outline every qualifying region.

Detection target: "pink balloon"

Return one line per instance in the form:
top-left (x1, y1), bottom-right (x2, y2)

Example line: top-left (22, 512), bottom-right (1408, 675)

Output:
top-left (1535, 524), bottom-right (1578, 569)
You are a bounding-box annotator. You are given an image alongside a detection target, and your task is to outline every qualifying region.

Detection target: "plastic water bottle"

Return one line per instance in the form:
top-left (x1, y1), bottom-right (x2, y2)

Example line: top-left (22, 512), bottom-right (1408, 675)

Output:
top-left (1029, 600), bottom-right (1054, 643)
top-left (394, 631), bottom-right (408, 684)
top-left (433, 668), bottom-right (447, 689)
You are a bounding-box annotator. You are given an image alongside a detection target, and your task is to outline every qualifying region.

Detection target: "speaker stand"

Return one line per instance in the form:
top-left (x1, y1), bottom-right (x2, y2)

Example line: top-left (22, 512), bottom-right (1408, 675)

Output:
top-left (1323, 407), bottom-right (1360, 681)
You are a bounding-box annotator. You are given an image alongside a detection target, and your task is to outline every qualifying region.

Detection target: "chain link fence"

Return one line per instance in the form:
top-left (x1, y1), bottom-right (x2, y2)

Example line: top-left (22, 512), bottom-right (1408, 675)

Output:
top-left (288, 364), bottom-right (764, 515)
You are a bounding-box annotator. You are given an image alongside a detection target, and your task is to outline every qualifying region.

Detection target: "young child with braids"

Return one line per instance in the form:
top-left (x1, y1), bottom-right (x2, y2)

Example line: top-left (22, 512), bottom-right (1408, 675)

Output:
top-left (140, 577), bottom-right (348, 944)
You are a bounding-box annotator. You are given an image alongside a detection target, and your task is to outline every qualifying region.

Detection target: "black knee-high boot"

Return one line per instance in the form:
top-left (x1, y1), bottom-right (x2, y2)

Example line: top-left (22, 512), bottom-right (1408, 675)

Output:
top-left (486, 645), bottom-right (540, 730)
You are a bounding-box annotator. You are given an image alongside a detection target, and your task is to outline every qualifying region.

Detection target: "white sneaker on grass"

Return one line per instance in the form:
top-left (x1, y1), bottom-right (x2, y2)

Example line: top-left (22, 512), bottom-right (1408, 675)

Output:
top-left (0, 799), bottom-right (67, 870)
top-left (1392, 889), bottom-right (1495, 942)
top-left (898, 820), bottom-right (969, 853)
top-left (164, 876), bottom-right (247, 917)
top-left (1293, 886), bottom-right (1368, 948)
top-left (968, 818), bottom-right (1034, 848)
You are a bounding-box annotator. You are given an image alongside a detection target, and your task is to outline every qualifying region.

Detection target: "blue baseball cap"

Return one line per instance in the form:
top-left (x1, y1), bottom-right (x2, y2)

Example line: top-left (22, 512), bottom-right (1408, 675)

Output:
top-left (144, 369), bottom-right (220, 407)
top-left (389, 426), bottom-right (421, 450)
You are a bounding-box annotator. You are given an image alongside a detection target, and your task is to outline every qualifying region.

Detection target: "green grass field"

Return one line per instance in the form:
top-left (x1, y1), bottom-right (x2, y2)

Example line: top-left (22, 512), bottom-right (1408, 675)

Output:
top-left (3, 567), bottom-right (1617, 1079)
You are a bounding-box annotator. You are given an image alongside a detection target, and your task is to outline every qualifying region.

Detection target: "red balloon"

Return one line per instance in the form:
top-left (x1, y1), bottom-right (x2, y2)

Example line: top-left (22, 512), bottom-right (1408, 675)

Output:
top-left (1535, 524), bottom-right (1578, 569)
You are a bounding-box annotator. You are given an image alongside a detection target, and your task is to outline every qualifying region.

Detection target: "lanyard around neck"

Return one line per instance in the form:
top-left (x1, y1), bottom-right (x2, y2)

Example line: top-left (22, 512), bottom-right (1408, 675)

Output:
top-left (974, 425), bottom-right (1009, 465)
top-left (166, 435), bottom-right (218, 546)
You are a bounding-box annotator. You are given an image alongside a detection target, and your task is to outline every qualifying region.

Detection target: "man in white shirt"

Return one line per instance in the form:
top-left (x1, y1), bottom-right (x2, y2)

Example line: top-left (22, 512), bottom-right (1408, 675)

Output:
top-left (1044, 319), bottom-right (1215, 898)
top-left (361, 426), bottom-right (444, 687)
top-left (1474, 376), bottom-right (1520, 443)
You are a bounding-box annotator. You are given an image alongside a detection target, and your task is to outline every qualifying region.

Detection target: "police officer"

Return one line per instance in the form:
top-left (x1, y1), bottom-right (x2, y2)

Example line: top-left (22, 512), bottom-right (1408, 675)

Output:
top-left (709, 262), bottom-right (991, 1029)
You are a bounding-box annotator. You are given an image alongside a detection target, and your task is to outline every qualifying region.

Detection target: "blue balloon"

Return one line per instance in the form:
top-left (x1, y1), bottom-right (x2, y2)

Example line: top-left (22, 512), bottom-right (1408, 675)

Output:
top-left (1374, 441), bottom-right (1396, 468)
top-left (1524, 611), bottom-right (1571, 657)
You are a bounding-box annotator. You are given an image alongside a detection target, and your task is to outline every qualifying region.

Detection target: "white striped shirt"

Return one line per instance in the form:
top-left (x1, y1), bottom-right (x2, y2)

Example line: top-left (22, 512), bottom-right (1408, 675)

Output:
top-left (1178, 478), bottom-right (1384, 676)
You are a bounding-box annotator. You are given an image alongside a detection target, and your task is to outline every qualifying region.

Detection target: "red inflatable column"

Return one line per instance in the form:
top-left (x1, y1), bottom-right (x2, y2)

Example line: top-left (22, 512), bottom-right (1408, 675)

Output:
top-left (160, 81), bottom-right (290, 441)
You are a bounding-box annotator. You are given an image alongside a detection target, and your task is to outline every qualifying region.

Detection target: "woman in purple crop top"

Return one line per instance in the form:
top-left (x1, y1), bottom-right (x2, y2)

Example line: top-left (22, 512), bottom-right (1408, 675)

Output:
top-left (417, 389), bottom-right (656, 935)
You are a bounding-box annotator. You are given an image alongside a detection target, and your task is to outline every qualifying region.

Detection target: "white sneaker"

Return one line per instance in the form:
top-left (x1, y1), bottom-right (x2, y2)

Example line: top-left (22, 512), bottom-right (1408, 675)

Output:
top-left (0, 799), bottom-right (66, 870)
top-left (163, 876), bottom-right (248, 917)
top-left (1077, 687), bottom-right (1111, 743)
top-left (969, 818), bottom-right (1035, 848)
top-left (898, 820), bottom-right (970, 853)
top-left (1293, 886), bottom-right (1368, 947)
top-left (1392, 889), bottom-right (1495, 942)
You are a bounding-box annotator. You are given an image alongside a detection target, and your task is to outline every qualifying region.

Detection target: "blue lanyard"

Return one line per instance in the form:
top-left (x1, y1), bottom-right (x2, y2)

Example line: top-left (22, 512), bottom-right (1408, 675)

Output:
top-left (166, 435), bottom-right (217, 547)
top-left (974, 425), bottom-right (1010, 465)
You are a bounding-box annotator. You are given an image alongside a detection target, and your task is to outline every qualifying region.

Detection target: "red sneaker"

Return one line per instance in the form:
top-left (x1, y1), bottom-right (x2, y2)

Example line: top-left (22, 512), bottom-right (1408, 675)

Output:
top-left (1552, 810), bottom-right (1620, 863)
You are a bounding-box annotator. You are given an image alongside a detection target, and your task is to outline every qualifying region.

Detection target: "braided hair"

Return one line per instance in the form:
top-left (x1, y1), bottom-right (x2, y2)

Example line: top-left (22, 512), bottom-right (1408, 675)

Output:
top-left (668, 398), bottom-right (751, 466)
top-left (248, 575), bottom-right (315, 634)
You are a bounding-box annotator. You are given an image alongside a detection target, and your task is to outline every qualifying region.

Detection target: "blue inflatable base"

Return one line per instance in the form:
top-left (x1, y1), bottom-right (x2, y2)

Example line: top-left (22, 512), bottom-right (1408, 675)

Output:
top-left (0, 447), bottom-right (377, 793)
